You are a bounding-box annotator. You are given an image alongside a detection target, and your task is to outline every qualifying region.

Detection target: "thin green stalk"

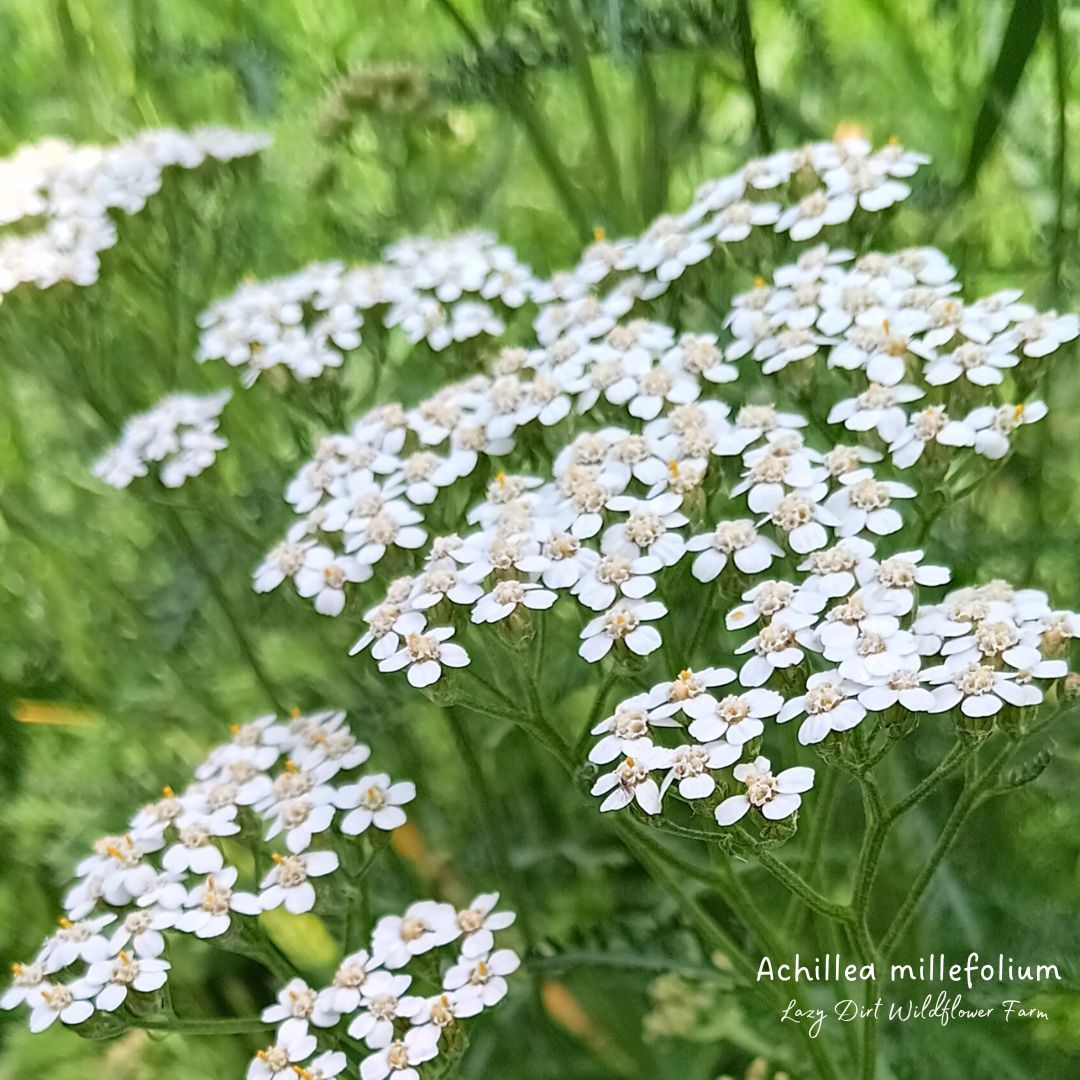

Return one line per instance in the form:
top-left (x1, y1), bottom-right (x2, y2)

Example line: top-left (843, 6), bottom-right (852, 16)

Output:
top-left (553, 0), bottom-right (625, 223)
top-left (625, 828), bottom-right (843, 1080)
top-left (733, 0), bottom-right (773, 152)
top-left (429, 0), bottom-right (591, 236)
top-left (783, 765), bottom-right (840, 933)
top-left (1048, 0), bottom-right (1068, 301)
top-left (136, 1015), bottom-right (272, 1035)
top-left (879, 741), bottom-right (1020, 955)
top-left (753, 848), bottom-right (851, 923)
top-left (883, 740), bottom-right (970, 823)
top-left (165, 506), bottom-right (287, 714)
top-left (575, 667), bottom-right (618, 757)
top-left (636, 51), bottom-right (668, 222)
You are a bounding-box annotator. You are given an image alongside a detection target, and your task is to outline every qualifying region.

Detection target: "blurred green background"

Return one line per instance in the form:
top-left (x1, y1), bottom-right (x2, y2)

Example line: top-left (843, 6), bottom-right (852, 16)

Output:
top-left (1, 1), bottom-right (1079, 1077)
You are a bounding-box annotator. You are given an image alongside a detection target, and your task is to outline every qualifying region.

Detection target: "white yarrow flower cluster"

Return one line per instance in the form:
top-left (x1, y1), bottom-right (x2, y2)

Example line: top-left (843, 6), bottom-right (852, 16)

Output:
top-left (92, 389), bottom-right (231, 489)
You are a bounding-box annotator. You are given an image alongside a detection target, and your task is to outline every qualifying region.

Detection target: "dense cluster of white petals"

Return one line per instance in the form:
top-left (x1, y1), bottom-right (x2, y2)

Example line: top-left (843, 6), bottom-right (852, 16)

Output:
top-left (195, 231), bottom-right (535, 384)
top-left (85, 137), bottom-right (1078, 845)
top-left (91, 389), bottom-right (231, 489)
top-left (0, 128), bottom-right (268, 298)
top-left (3, 708), bottom-right (519, 1071)
top-left (247, 888), bottom-right (518, 1080)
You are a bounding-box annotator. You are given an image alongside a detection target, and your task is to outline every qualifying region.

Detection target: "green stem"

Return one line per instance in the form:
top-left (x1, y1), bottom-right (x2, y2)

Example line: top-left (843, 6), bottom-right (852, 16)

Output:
top-left (733, 0), bottom-right (773, 152)
top-left (754, 848), bottom-right (851, 922)
top-left (136, 1015), bottom-right (273, 1035)
top-left (165, 506), bottom-right (286, 713)
top-left (783, 765), bottom-right (840, 933)
top-left (553, 0), bottom-right (625, 224)
top-left (883, 740), bottom-right (969, 823)
top-left (1048, 0), bottom-right (1068, 301)
top-left (429, 0), bottom-right (591, 236)
top-left (879, 741), bottom-right (1019, 955)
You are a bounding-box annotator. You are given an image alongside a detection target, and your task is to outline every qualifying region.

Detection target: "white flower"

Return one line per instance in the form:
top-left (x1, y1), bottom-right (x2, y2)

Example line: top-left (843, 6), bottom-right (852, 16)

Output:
top-left (454, 893), bottom-right (516, 958)
top-left (889, 405), bottom-right (968, 467)
top-left (262, 977), bottom-right (323, 1029)
top-left (295, 546), bottom-right (371, 616)
top-left (264, 792), bottom-right (337, 854)
top-left (778, 672), bottom-right (867, 744)
top-left (856, 549), bottom-right (950, 614)
top-left (372, 901), bottom-right (460, 969)
top-left (335, 774), bottom-right (416, 835)
top-left (1000, 645), bottom-right (1067, 705)
top-left (297, 1051), bottom-right (347, 1080)
top-left (38, 914), bottom-right (115, 972)
top-left (579, 599), bottom-right (667, 661)
top-left (659, 741), bottom-right (742, 800)
top-left (733, 445), bottom-right (826, 512)
top-left (756, 483), bottom-right (839, 553)
top-left (715, 757), bottom-right (814, 825)
top-left (824, 470), bottom-right (915, 537)
top-left (442, 948), bottom-right (521, 1007)
top-left (254, 538), bottom-right (315, 593)
top-left (411, 989), bottom-right (485, 1038)
top-left (646, 667), bottom-right (738, 720)
top-left (798, 537), bottom-right (876, 598)
top-left (26, 981), bottom-right (97, 1033)
top-left (726, 580), bottom-right (826, 633)
top-left (2, 962), bottom-right (47, 1012)
top-left (956, 401), bottom-right (1048, 460)
top-left (819, 617), bottom-right (919, 681)
top-left (664, 333), bottom-right (738, 384)
top-left (248, 1018), bottom-right (318, 1080)
top-left (924, 339), bottom-right (1018, 386)
top-left (686, 688), bottom-right (784, 745)
top-left (588, 694), bottom-right (673, 764)
top-left (377, 613), bottom-right (470, 687)
top-left (735, 621), bottom-right (805, 687)
top-left (82, 950), bottom-right (171, 1012)
top-left (347, 971), bottom-right (424, 1048)
top-left (925, 659), bottom-right (1022, 717)
top-left (827, 383), bottom-right (923, 443)
top-left (259, 850), bottom-right (339, 915)
top-left (107, 907), bottom-right (176, 959)
top-left (359, 1025), bottom-right (440, 1080)
top-left (590, 741), bottom-right (674, 814)
top-left (410, 564), bottom-right (483, 609)
top-left (686, 520), bottom-right (783, 581)
top-left (572, 550), bottom-right (659, 611)
top-left (176, 867), bottom-right (261, 937)
top-left (1006, 311), bottom-right (1079, 357)
top-left (776, 188), bottom-right (857, 242)
top-left (471, 579), bottom-right (557, 623)
top-left (161, 806), bottom-right (239, 875)
top-left (315, 950), bottom-right (383, 1024)
top-left (856, 664), bottom-right (939, 713)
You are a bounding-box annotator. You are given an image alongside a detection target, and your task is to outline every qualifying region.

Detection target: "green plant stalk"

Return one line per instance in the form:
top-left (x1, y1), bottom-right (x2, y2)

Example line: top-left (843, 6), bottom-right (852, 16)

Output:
top-left (879, 741), bottom-right (1021, 956)
top-left (733, 0), bottom-right (773, 152)
top-left (165, 505), bottom-right (287, 713)
top-left (552, 0), bottom-right (625, 225)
